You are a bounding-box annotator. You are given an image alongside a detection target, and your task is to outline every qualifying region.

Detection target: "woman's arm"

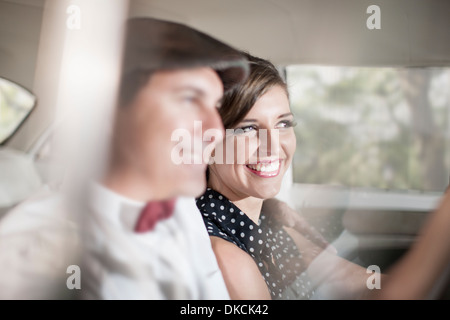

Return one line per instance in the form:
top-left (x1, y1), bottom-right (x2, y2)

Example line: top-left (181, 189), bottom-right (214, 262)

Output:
top-left (262, 198), bottom-right (335, 253)
top-left (369, 189), bottom-right (450, 299)
top-left (284, 226), bottom-right (377, 299)
top-left (285, 190), bottom-right (450, 300)
top-left (209, 236), bottom-right (271, 300)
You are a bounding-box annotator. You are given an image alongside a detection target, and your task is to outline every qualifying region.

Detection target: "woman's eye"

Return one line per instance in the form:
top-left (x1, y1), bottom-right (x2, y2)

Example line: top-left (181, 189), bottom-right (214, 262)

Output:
top-left (242, 126), bottom-right (256, 133)
top-left (183, 96), bottom-right (196, 104)
top-left (233, 125), bottom-right (257, 135)
top-left (276, 120), bottom-right (297, 129)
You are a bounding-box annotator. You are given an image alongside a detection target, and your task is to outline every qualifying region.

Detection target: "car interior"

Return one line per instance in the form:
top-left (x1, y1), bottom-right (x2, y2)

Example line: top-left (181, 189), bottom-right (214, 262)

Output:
top-left (0, 0), bottom-right (449, 299)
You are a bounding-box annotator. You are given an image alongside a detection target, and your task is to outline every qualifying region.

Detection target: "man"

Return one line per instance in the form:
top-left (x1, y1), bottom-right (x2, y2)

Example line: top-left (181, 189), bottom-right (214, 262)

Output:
top-left (79, 17), bottom-right (249, 299)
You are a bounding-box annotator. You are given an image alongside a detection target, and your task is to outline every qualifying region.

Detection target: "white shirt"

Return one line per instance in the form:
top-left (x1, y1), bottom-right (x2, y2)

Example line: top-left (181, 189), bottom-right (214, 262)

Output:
top-left (0, 186), bottom-right (80, 299)
top-left (81, 183), bottom-right (230, 300)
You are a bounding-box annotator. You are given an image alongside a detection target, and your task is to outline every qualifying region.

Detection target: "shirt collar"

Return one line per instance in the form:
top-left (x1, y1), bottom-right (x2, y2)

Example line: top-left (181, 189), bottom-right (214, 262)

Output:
top-left (89, 182), bottom-right (147, 232)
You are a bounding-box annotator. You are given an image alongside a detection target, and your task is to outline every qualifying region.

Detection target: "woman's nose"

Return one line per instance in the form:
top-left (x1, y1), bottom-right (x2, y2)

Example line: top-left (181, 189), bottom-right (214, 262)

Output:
top-left (258, 129), bottom-right (280, 158)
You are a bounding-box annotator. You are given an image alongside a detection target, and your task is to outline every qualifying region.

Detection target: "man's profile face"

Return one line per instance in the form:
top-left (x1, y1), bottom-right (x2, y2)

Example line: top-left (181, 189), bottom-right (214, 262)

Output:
top-left (115, 67), bottom-right (224, 200)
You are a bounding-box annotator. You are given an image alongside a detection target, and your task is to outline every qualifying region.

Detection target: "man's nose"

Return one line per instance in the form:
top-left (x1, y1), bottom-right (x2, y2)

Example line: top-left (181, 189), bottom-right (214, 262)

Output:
top-left (198, 107), bottom-right (224, 156)
top-left (203, 107), bottom-right (224, 140)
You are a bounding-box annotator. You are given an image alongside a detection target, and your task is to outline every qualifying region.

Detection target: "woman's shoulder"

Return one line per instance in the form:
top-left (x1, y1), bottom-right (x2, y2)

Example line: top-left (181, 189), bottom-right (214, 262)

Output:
top-left (210, 236), bottom-right (260, 278)
top-left (209, 236), bottom-right (271, 299)
top-left (209, 235), bottom-right (248, 263)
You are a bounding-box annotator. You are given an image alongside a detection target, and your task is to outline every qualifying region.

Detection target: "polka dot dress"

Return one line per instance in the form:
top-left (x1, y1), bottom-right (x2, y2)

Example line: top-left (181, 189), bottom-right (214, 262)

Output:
top-left (196, 188), bottom-right (315, 300)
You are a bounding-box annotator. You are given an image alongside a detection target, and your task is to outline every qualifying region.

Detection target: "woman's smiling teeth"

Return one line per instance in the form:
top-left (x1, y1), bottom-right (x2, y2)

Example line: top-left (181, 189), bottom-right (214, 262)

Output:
top-left (245, 160), bottom-right (281, 177)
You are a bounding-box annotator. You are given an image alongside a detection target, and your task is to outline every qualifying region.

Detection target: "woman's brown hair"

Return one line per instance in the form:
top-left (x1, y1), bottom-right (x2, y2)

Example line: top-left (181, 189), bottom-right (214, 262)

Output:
top-left (206, 52), bottom-right (289, 182)
top-left (218, 51), bottom-right (288, 129)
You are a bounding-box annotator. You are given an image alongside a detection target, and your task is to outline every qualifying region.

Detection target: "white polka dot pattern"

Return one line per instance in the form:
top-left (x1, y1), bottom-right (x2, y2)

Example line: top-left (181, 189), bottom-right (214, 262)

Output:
top-left (196, 188), bottom-right (315, 299)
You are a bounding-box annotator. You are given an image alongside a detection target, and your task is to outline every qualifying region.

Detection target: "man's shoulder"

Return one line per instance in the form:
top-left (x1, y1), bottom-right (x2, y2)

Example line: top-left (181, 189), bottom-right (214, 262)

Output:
top-left (0, 186), bottom-right (80, 299)
top-left (0, 186), bottom-right (73, 235)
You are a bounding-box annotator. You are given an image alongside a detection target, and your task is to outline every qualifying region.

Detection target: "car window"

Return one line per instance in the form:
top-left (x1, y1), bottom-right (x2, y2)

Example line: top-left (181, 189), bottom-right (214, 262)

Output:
top-left (287, 66), bottom-right (450, 193)
top-left (0, 77), bottom-right (37, 145)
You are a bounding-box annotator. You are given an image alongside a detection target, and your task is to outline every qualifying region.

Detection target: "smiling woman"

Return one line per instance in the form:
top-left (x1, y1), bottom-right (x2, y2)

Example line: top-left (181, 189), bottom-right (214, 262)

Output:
top-left (209, 84), bottom-right (296, 201)
top-left (197, 52), bottom-right (326, 300)
top-left (196, 50), bottom-right (450, 301)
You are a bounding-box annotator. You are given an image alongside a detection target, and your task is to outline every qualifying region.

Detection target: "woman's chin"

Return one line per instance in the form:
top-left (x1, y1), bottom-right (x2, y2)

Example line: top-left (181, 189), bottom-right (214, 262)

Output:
top-left (242, 164), bottom-right (286, 199)
top-left (250, 184), bottom-right (281, 200)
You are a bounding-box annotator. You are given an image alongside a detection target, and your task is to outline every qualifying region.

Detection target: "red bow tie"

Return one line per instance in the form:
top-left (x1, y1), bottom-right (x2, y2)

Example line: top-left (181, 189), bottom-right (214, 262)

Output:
top-left (135, 199), bottom-right (176, 232)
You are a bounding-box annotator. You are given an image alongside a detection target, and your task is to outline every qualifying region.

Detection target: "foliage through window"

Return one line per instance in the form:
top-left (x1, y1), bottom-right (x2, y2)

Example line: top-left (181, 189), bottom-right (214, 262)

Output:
top-left (0, 77), bottom-right (36, 145)
top-left (287, 66), bottom-right (450, 193)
